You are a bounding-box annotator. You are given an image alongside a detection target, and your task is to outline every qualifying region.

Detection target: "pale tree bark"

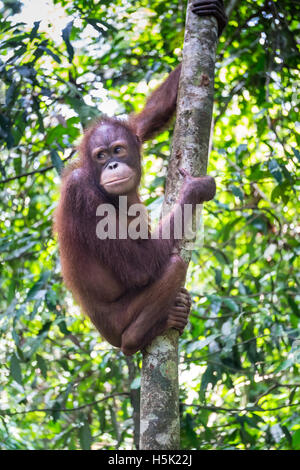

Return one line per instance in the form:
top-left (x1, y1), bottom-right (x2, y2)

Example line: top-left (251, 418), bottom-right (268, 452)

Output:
top-left (140, 0), bottom-right (219, 450)
top-left (125, 357), bottom-right (140, 450)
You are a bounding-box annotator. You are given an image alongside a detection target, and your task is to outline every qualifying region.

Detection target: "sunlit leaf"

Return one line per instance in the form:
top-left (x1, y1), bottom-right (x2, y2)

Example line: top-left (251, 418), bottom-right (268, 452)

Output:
top-left (62, 21), bottom-right (74, 63)
top-left (50, 149), bottom-right (64, 175)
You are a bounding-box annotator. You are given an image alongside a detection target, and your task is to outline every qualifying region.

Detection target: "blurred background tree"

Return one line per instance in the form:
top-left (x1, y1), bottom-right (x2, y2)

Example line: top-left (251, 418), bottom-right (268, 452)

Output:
top-left (0, 0), bottom-right (299, 450)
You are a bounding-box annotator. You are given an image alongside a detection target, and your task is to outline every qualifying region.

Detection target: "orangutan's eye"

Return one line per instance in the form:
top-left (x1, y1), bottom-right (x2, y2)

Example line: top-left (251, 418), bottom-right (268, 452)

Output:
top-left (97, 152), bottom-right (106, 160)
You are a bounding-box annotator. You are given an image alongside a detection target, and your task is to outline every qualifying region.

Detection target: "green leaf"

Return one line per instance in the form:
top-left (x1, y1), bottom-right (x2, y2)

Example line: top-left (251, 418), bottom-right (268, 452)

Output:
top-left (292, 429), bottom-right (300, 450)
top-left (289, 387), bottom-right (297, 404)
top-left (38, 321), bottom-right (52, 336)
top-left (50, 149), bottom-right (64, 175)
top-left (18, 65), bottom-right (36, 78)
top-left (39, 46), bottom-right (62, 63)
top-left (5, 82), bottom-right (18, 106)
top-left (268, 159), bottom-right (283, 183)
top-left (207, 246), bottom-right (229, 265)
top-left (229, 184), bottom-right (244, 201)
top-left (130, 377), bottom-right (141, 390)
top-left (273, 357), bottom-right (294, 373)
top-left (200, 364), bottom-right (220, 401)
top-left (36, 354), bottom-right (47, 379)
top-left (223, 298), bottom-right (239, 313)
top-left (221, 217), bottom-right (242, 242)
top-left (26, 271), bottom-right (51, 302)
top-left (292, 147), bottom-right (300, 162)
top-left (62, 21), bottom-right (74, 63)
top-left (208, 295), bottom-right (222, 315)
top-left (270, 423), bottom-right (283, 443)
top-left (281, 426), bottom-right (292, 445)
top-left (58, 320), bottom-right (70, 336)
top-left (271, 182), bottom-right (289, 204)
top-left (287, 295), bottom-right (300, 318)
top-left (10, 353), bottom-right (22, 385)
top-left (236, 143), bottom-right (248, 155)
top-left (186, 334), bottom-right (219, 354)
top-left (3, 34), bottom-right (28, 46)
top-left (65, 96), bottom-right (100, 127)
top-left (214, 268), bottom-right (222, 286)
top-left (183, 413), bottom-right (199, 448)
top-left (248, 162), bottom-right (268, 181)
top-left (79, 420), bottom-right (92, 450)
top-left (51, 400), bottom-right (62, 422)
top-left (12, 329), bottom-right (19, 346)
top-left (84, 17), bottom-right (118, 36)
top-left (30, 21), bottom-right (40, 41)
top-left (95, 19), bottom-right (118, 33)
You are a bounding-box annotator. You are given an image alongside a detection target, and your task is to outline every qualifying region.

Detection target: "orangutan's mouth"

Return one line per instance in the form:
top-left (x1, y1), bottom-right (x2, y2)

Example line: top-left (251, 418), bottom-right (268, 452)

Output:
top-left (104, 175), bottom-right (132, 186)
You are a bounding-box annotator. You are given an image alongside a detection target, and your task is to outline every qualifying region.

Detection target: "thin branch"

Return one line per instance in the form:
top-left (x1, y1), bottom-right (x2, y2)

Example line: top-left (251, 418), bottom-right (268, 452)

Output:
top-left (1, 392), bottom-right (130, 417)
top-left (214, 80), bottom-right (246, 124)
top-left (190, 309), bottom-right (259, 321)
top-left (253, 383), bottom-right (278, 406)
top-left (183, 401), bottom-right (300, 414)
top-left (219, 10), bottom-right (263, 60)
top-left (0, 149), bottom-right (76, 185)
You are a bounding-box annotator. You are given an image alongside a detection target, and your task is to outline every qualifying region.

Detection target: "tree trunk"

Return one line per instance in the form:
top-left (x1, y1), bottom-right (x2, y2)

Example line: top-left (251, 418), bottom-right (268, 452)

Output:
top-left (125, 357), bottom-right (140, 450)
top-left (140, 0), bottom-right (219, 450)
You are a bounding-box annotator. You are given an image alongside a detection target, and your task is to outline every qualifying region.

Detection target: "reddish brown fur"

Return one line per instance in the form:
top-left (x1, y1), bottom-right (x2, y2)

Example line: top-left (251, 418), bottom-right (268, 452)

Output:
top-left (53, 0), bottom-right (227, 355)
top-left (128, 65), bottom-right (182, 141)
top-left (54, 65), bottom-right (216, 355)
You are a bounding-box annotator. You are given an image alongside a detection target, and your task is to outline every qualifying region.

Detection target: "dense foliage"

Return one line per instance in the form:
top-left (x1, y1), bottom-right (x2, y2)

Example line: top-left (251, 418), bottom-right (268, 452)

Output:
top-left (0, 0), bottom-right (299, 450)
